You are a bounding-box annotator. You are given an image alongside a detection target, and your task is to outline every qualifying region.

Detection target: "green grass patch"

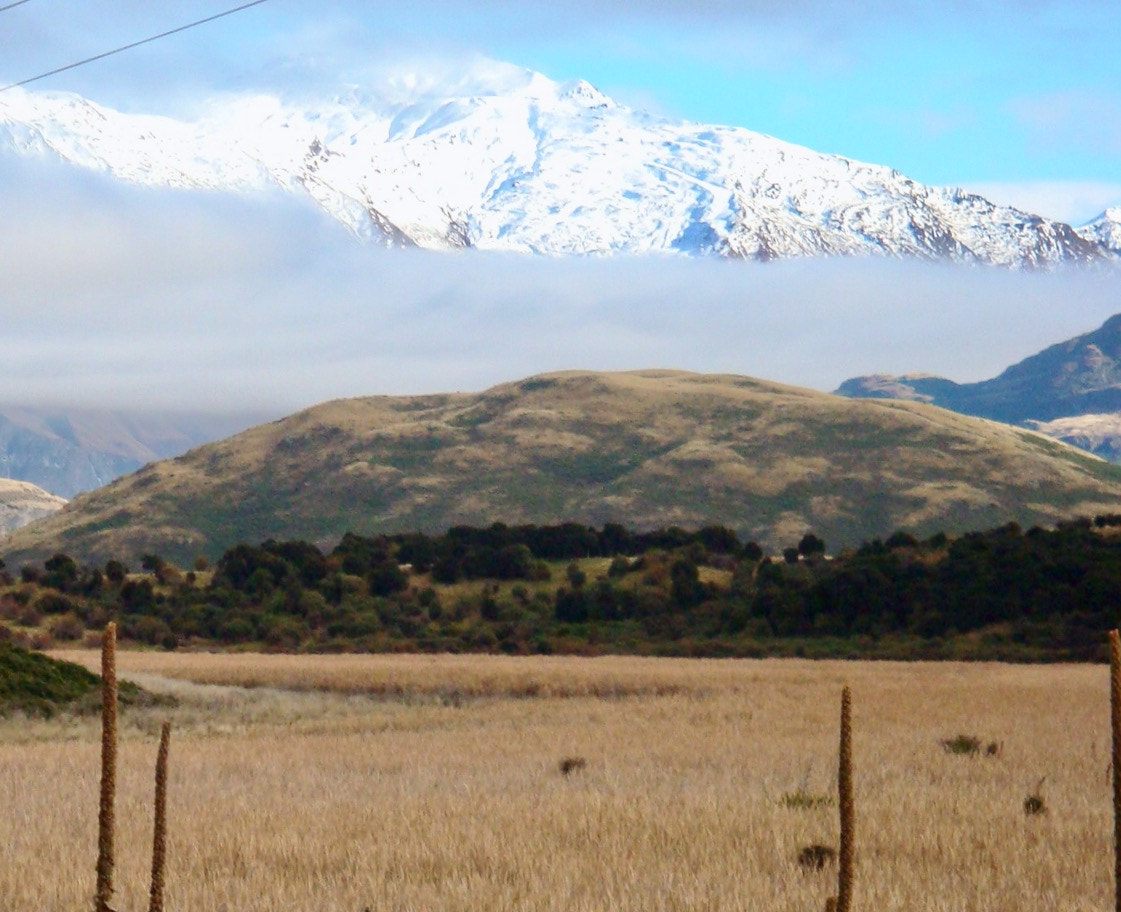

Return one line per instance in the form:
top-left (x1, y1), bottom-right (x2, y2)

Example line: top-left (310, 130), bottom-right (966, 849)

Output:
top-left (0, 641), bottom-right (161, 717)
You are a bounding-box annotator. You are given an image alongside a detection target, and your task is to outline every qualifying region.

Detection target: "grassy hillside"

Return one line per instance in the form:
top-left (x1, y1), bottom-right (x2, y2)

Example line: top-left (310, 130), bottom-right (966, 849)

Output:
top-left (6, 370), bottom-right (1121, 566)
top-left (0, 640), bottom-right (100, 715)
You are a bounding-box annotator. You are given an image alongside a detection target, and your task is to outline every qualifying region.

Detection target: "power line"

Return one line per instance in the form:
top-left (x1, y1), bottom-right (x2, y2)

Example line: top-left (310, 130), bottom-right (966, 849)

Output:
top-left (0, 1), bottom-right (36, 13)
top-left (0, 0), bottom-right (273, 92)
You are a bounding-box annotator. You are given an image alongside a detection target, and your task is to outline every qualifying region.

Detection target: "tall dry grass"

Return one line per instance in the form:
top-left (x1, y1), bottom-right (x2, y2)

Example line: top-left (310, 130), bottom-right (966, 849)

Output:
top-left (1111, 628), bottom-right (1121, 912)
top-left (95, 622), bottom-right (118, 912)
top-left (1, 654), bottom-right (1112, 912)
top-left (836, 685), bottom-right (854, 912)
top-left (148, 720), bottom-right (171, 912)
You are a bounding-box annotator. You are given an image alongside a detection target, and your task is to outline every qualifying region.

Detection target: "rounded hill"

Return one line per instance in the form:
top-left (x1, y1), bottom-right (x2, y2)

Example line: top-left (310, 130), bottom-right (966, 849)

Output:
top-left (5, 370), bottom-right (1121, 565)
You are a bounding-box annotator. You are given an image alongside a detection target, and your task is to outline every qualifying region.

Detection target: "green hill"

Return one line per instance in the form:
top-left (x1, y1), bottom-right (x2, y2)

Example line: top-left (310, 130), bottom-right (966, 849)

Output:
top-left (0, 641), bottom-right (101, 716)
top-left (5, 370), bottom-right (1121, 566)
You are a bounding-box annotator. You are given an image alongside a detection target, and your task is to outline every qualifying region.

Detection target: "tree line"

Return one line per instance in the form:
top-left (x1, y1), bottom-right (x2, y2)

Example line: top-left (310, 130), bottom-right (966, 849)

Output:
top-left (3, 517), bottom-right (1121, 660)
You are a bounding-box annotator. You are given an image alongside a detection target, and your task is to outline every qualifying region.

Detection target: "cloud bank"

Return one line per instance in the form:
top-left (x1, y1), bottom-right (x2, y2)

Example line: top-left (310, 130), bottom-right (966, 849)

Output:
top-left (1, 157), bottom-right (1118, 416)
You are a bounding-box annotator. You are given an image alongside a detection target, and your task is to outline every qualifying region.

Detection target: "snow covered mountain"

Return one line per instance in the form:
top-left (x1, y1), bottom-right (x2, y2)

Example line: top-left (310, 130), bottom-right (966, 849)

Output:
top-left (1078, 208), bottom-right (1121, 256)
top-left (0, 60), bottom-right (1111, 266)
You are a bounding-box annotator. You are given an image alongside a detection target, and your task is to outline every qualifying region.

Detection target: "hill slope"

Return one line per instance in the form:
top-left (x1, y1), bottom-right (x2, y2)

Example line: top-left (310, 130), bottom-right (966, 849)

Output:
top-left (0, 478), bottom-right (65, 535)
top-left (6, 371), bottom-right (1121, 566)
top-left (0, 61), bottom-right (1109, 267)
top-left (837, 313), bottom-right (1121, 458)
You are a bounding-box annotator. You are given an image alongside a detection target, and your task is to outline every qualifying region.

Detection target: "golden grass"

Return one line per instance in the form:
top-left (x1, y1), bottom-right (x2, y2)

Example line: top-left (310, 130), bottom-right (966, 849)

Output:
top-left (2, 653), bottom-right (1112, 912)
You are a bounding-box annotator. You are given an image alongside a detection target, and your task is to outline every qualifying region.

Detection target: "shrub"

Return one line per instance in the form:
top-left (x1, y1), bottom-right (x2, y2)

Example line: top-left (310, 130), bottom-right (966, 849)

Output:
top-left (565, 563), bottom-right (587, 589)
top-left (559, 756), bottom-right (587, 776)
top-left (49, 613), bottom-right (85, 641)
top-left (34, 591), bottom-right (78, 616)
top-left (262, 616), bottom-right (308, 649)
top-left (1024, 777), bottom-right (1047, 815)
top-left (124, 616), bottom-right (175, 648)
top-left (16, 603), bottom-right (42, 627)
top-left (797, 844), bottom-right (836, 870)
top-left (368, 560), bottom-right (408, 596)
top-left (104, 560), bottom-right (128, 584)
top-left (607, 555), bottom-right (631, 577)
top-left (941, 734), bottom-right (982, 756)
top-left (780, 787), bottom-right (835, 810)
top-left (0, 596), bottom-right (19, 621)
top-left (217, 617), bottom-right (255, 643)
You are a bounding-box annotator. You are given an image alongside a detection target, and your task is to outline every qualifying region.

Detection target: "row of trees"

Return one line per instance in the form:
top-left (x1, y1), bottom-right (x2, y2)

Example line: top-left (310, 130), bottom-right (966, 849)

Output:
top-left (3, 519), bottom-right (1121, 659)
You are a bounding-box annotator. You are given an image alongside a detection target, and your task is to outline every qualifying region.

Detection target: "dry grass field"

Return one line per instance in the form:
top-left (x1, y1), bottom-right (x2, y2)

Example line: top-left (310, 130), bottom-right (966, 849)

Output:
top-left (1, 652), bottom-right (1112, 912)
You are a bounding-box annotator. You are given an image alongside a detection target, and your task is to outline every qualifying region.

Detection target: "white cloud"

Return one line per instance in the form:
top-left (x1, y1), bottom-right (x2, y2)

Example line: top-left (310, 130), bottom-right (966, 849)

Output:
top-left (1, 157), bottom-right (1119, 415)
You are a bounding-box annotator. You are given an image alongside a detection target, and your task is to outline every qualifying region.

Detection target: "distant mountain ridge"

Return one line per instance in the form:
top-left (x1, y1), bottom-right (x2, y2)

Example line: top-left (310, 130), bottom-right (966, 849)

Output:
top-left (837, 313), bottom-right (1121, 458)
top-left (0, 60), bottom-right (1113, 267)
top-left (0, 406), bottom-right (270, 498)
top-left (6, 370), bottom-right (1121, 567)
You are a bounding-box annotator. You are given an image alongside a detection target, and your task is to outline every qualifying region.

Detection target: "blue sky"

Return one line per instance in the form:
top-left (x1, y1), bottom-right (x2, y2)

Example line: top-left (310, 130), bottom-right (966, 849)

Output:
top-left (2, 0), bottom-right (1119, 223)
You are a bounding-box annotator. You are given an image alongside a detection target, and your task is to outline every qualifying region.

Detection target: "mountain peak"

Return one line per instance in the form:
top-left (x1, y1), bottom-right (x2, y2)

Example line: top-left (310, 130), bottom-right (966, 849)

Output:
top-left (0, 61), bottom-right (1116, 266)
top-left (559, 79), bottom-right (613, 109)
top-left (1076, 208), bottom-right (1121, 254)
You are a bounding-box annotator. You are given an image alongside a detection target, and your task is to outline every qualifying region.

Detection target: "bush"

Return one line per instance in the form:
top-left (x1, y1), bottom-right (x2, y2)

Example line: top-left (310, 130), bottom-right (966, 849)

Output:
top-left (104, 560), bottom-right (128, 584)
top-left (262, 616), bottom-right (307, 649)
top-left (48, 614), bottom-right (85, 641)
top-left (16, 603), bottom-right (42, 627)
top-left (34, 592), bottom-right (78, 616)
top-left (217, 616), bottom-right (255, 643)
top-left (368, 561), bottom-right (408, 596)
top-left (124, 615), bottom-right (176, 647)
top-left (607, 555), bottom-right (631, 577)
top-left (941, 734), bottom-right (982, 756)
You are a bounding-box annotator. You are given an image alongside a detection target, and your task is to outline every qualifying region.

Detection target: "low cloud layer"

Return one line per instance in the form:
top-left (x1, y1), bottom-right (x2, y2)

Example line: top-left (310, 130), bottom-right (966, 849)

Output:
top-left (1, 159), bottom-right (1119, 416)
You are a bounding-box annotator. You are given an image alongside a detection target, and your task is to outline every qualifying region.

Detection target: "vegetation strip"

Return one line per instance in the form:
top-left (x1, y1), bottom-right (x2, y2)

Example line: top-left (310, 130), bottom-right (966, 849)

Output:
top-left (6, 518), bottom-right (1121, 659)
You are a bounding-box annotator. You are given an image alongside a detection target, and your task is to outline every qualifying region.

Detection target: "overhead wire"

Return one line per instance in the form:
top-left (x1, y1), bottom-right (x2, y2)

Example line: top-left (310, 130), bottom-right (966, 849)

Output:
top-left (0, 0), bottom-right (273, 92)
top-left (0, 1), bottom-right (36, 13)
